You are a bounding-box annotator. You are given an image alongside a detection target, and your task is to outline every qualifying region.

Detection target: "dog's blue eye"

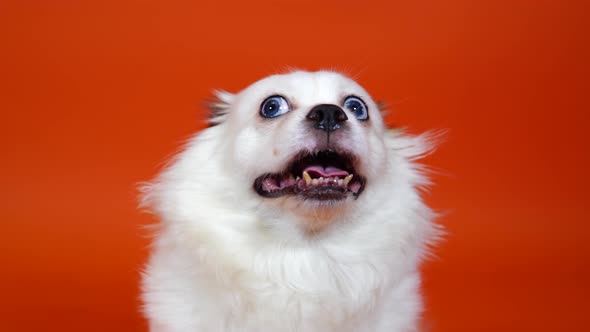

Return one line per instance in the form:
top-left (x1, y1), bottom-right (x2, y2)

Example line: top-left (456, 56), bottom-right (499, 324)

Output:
top-left (343, 96), bottom-right (368, 120)
top-left (260, 96), bottom-right (290, 118)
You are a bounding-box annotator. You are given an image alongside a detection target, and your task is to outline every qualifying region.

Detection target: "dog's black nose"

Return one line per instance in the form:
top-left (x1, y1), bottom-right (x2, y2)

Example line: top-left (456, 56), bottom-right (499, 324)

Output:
top-left (306, 104), bottom-right (348, 132)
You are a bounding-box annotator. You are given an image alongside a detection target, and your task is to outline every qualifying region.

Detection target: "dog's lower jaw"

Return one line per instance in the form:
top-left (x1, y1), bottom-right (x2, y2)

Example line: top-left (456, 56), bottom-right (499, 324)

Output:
top-left (275, 199), bottom-right (354, 234)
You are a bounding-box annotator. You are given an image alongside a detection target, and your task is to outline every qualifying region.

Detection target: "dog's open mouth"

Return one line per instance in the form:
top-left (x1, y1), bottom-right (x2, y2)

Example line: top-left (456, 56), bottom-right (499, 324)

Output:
top-left (254, 150), bottom-right (366, 201)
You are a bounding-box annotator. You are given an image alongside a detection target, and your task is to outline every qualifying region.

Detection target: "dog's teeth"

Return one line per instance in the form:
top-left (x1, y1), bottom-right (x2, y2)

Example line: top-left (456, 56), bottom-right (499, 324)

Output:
top-left (303, 171), bottom-right (312, 185)
top-left (338, 179), bottom-right (344, 186)
top-left (319, 177), bottom-right (324, 184)
top-left (312, 178), bottom-right (319, 185)
top-left (343, 174), bottom-right (354, 186)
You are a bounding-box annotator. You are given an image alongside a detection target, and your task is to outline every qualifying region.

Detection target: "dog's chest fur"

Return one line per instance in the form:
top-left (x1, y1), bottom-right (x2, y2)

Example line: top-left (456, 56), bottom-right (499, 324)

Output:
top-left (144, 225), bottom-right (422, 332)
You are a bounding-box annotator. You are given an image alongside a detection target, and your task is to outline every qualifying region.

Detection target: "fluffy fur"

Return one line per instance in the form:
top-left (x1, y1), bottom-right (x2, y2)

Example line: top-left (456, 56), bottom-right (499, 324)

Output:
top-left (141, 70), bottom-right (439, 332)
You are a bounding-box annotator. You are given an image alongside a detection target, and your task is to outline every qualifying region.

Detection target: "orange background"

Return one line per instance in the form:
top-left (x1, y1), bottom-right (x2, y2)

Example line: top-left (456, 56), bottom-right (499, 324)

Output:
top-left (1, 0), bottom-right (589, 331)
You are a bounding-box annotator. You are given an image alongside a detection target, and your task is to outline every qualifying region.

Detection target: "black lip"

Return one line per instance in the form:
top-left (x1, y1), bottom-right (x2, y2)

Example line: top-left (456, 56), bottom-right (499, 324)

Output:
top-left (253, 150), bottom-right (366, 201)
top-left (253, 174), bottom-right (294, 198)
top-left (297, 183), bottom-right (354, 201)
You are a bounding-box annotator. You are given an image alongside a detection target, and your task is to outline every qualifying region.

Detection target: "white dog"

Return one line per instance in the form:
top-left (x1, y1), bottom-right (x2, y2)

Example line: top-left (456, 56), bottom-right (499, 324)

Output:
top-left (141, 70), bottom-right (439, 332)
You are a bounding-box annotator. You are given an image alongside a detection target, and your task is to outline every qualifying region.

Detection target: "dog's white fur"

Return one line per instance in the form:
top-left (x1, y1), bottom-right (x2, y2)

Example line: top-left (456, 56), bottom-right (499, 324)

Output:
top-left (141, 71), bottom-right (438, 332)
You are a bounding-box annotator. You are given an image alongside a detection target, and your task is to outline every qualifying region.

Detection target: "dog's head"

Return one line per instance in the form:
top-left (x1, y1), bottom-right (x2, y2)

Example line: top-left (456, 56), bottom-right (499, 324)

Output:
top-left (145, 70), bottom-right (434, 235)
top-left (209, 71), bottom-right (392, 223)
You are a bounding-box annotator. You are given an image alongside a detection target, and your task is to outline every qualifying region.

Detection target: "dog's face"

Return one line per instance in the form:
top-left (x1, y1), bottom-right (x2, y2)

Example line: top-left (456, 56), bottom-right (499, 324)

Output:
top-left (211, 71), bottom-right (391, 226)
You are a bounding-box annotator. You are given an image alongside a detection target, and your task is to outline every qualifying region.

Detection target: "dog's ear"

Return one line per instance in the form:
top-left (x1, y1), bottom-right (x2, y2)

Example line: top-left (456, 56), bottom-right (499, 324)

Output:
top-left (206, 90), bottom-right (234, 126)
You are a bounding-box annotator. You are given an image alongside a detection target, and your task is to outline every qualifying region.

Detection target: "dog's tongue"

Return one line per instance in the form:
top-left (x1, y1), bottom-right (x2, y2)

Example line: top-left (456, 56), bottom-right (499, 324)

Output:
top-left (303, 165), bottom-right (349, 178)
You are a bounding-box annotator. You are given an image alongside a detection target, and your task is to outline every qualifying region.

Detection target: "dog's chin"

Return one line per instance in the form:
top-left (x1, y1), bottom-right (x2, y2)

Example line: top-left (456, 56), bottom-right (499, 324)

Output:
top-left (253, 150), bottom-right (366, 203)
